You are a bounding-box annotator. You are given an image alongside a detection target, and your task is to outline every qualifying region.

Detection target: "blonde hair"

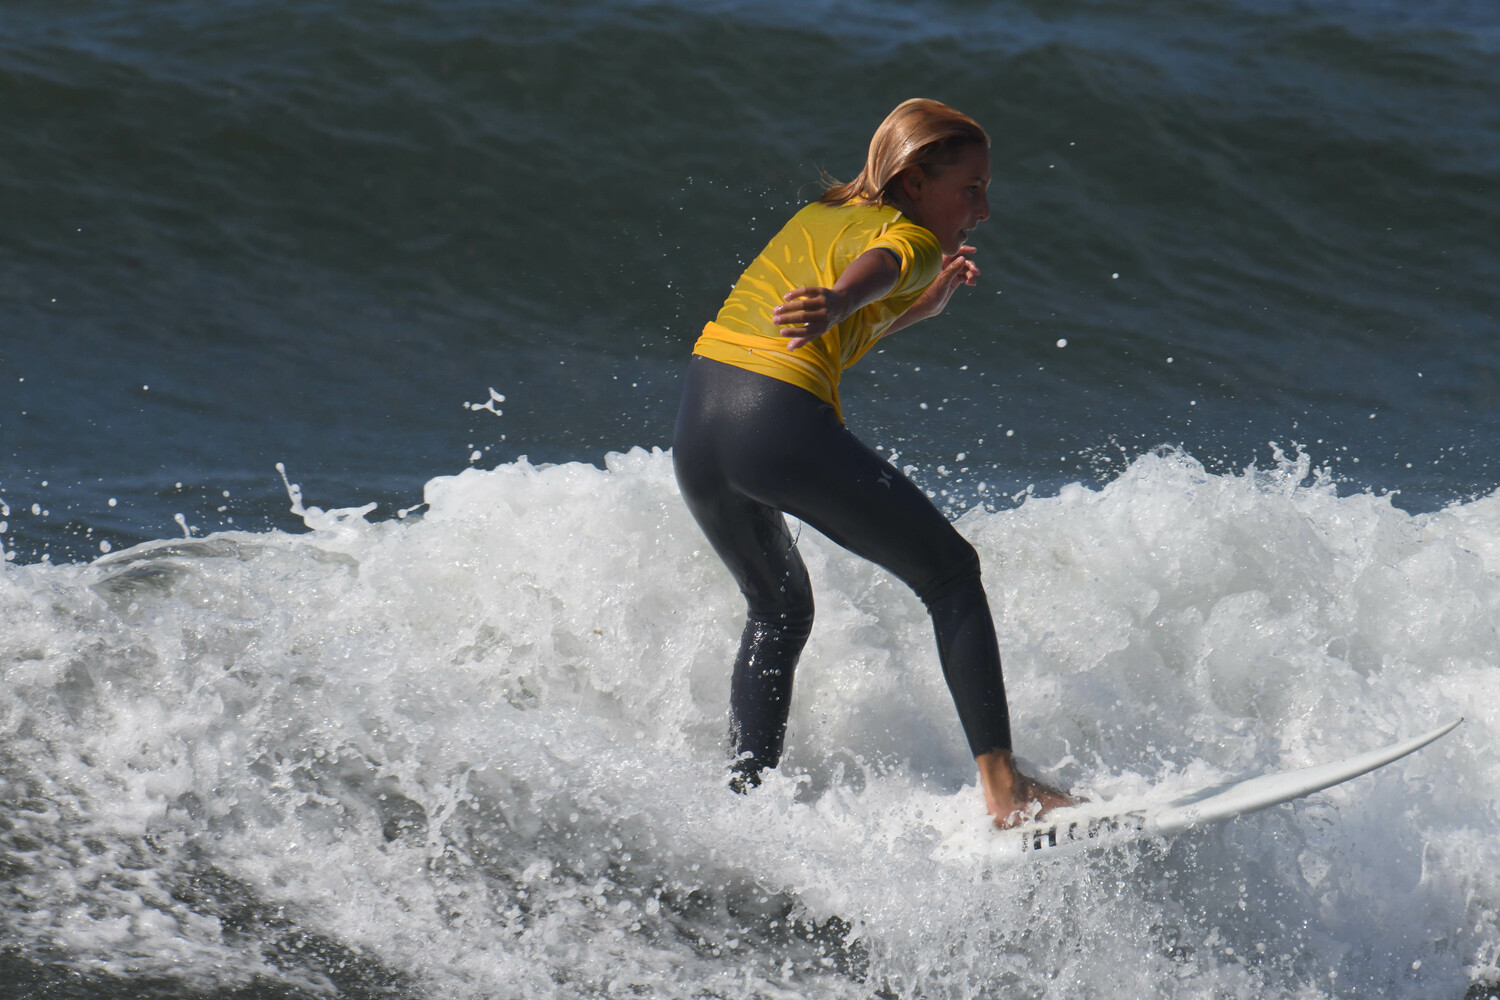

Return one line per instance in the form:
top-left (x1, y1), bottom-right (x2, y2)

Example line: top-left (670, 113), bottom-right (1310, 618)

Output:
top-left (820, 98), bottom-right (989, 207)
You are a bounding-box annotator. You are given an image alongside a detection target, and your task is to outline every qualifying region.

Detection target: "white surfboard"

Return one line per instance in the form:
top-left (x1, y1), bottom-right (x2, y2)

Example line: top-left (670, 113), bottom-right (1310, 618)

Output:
top-left (945, 718), bottom-right (1462, 864)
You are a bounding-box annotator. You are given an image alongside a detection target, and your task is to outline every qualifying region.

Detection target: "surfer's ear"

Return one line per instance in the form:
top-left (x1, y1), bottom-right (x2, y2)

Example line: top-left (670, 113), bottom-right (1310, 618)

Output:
top-left (890, 166), bottom-right (924, 210)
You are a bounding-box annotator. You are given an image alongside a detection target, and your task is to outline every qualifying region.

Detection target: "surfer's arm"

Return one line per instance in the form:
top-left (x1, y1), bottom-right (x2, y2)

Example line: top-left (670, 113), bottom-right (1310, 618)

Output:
top-left (884, 246), bottom-right (980, 336)
top-left (774, 248), bottom-right (901, 349)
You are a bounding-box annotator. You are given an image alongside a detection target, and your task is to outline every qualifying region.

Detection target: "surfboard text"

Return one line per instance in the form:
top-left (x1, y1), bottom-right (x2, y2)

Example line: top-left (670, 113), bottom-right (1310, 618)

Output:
top-left (1020, 809), bottom-right (1149, 853)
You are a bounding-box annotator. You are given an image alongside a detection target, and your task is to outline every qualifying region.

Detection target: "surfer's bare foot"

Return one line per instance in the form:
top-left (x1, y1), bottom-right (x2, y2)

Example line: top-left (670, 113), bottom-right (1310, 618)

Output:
top-left (976, 749), bottom-right (1075, 829)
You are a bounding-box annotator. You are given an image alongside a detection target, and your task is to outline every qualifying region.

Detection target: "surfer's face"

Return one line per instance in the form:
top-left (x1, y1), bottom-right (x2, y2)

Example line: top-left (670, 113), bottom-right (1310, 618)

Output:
top-left (898, 144), bottom-right (991, 255)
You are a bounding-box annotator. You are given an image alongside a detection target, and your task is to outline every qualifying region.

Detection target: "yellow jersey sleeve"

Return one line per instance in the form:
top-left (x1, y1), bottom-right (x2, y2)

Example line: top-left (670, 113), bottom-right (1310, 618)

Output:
top-left (692, 201), bottom-right (942, 421)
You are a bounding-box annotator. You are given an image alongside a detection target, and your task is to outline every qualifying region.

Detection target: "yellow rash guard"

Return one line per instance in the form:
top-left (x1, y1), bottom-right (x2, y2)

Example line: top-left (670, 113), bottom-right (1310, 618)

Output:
top-left (691, 201), bottom-right (942, 421)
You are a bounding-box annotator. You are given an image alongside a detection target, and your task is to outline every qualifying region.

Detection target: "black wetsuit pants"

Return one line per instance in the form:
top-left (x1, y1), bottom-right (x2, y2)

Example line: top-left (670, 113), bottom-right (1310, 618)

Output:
top-left (672, 356), bottom-right (1013, 782)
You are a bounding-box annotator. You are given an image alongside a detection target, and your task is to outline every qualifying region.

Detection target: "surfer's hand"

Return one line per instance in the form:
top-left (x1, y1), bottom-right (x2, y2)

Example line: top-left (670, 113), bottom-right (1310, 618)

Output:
top-left (776, 247), bottom-right (902, 349)
top-left (775, 286), bottom-right (850, 349)
top-left (905, 246), bottom-right (979, 325)
top-left (883, 246), bottom-right (979, 337)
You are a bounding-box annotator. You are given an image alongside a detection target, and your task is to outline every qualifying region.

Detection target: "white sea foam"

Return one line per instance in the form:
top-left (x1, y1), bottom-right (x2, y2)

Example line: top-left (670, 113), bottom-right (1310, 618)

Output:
top-left (0, 446), bottom-right (1496, 999)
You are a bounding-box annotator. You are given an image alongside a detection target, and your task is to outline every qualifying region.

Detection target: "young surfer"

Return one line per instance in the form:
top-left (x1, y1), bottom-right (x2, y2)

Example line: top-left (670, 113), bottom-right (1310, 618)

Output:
top-left (673, 98), bottom-right (1072, 828)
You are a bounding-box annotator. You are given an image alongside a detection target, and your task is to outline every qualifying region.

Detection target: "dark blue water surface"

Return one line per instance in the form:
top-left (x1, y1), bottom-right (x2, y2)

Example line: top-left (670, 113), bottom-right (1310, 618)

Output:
top-left (3, 0), bottom-right (1497, 563)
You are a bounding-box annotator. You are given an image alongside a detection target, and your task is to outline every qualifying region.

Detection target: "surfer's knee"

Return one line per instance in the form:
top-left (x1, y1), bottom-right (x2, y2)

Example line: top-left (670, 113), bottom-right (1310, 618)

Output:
top-left (744, 562), bottom-right (815, 630)
top-left (912, 534), bottom-right (983, 607)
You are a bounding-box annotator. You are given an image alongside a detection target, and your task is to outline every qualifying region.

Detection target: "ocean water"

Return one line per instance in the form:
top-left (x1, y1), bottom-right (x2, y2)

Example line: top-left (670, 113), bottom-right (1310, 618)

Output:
top-left (3, 1), bottom-right (1499, 998)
